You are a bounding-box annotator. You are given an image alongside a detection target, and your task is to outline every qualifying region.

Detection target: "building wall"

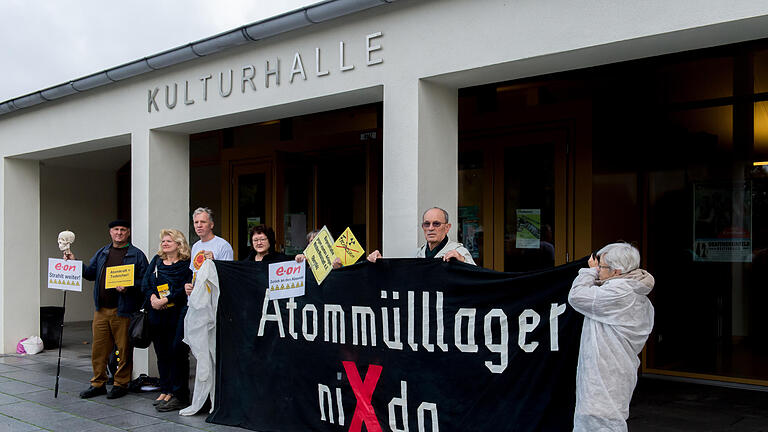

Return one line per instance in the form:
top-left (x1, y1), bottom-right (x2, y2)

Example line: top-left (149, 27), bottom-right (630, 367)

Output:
top-left (1, 159), bottom-right (40, 352)
top-left (4, 0), bottom-right (768, 154)
top-left (1, 0), bottom-right (768, 353)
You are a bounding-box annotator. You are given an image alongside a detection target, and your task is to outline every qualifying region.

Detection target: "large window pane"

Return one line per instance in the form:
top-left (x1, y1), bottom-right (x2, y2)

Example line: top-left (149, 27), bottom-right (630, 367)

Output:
top-left (503, 143), bottom-right (555, 272)
top-left (237, 173), bottom-right (266, 260)
top-left (458, 151), bottom-right (486, 267)
top-left (654, 57), bottom-right (733, 104)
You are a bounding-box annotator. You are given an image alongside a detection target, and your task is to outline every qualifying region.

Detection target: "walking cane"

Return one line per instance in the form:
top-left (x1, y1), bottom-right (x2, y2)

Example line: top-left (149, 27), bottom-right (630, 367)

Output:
top-left (54, 291), bottom-right (66, 398)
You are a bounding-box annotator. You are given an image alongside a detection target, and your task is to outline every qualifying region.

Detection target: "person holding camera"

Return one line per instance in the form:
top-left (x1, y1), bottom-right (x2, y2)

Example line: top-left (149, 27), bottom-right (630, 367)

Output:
top-left (568, 242), bottom-right (655, 432)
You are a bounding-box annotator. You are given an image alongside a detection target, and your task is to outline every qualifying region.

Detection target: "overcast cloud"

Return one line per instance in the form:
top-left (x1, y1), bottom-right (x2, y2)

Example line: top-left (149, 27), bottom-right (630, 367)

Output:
top-left (0, 0), bottom-right (317, 102)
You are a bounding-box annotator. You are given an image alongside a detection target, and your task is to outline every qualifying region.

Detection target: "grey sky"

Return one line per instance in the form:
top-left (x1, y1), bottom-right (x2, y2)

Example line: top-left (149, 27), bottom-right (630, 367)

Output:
top-left (0, 0), bottom-right (317, 102)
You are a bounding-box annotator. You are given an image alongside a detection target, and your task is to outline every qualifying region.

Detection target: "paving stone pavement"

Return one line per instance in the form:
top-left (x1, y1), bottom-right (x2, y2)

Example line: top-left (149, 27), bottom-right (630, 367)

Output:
top-left (628, 378), bottom-right (768, 431)
top-left (0, 321), bottom-right (244, 432)
top-left (1, 321), bottom-right (767, 431)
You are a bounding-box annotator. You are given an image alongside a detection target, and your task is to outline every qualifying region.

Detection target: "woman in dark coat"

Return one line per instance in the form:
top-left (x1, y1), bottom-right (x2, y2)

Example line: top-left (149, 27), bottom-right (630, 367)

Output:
top-left (141, 228), bottom-right (193, 412)
top-left (244, 225), bottom-right (289, 263)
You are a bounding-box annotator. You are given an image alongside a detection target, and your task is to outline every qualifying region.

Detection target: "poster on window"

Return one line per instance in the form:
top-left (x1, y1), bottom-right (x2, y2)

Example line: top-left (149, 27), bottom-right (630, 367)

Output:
top-left (459, 206), bottom-right (481, 258)
top-left (693, 182), bottom-right (752, 262)
top-left (284, 213), bottom-right (307, 255)
top-left (516, 209), bottom-right (541, 249)
top-left (463, 220), bottom-right (481, 258)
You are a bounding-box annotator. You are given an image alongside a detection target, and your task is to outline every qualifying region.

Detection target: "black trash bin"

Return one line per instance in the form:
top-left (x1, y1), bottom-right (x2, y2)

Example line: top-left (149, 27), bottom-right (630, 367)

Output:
top-left (40, 306), bottom-right (64, 349)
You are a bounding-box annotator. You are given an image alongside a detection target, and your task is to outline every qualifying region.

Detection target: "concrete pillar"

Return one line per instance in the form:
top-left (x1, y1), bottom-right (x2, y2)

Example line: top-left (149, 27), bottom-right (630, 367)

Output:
top-left (1, 158), bottom-right (40, 353)
top-left (417, 80), bottom-right (459, 237)
top-left (382, 79), bottom-right (458, 256)
top-left (131, 129), bottom-right (190, 377)
top-left (132, 129), bottom-right (191, 251)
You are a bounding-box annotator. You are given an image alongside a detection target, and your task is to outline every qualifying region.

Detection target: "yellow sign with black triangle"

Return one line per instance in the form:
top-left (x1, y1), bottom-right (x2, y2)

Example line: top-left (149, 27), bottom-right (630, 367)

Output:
top-left (333, 227), bottom-right (364, 266)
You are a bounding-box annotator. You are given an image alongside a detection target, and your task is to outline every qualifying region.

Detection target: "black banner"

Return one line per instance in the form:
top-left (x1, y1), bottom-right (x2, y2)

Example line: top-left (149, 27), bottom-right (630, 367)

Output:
top-left (209, 258), bottom-right (585, 432)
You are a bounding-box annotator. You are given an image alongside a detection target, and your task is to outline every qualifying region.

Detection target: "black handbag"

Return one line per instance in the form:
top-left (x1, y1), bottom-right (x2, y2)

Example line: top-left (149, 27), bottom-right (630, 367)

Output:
top-left (129, 258), bottom-right (158, 349)
top-left (128, 302), bottom-right (151, 349)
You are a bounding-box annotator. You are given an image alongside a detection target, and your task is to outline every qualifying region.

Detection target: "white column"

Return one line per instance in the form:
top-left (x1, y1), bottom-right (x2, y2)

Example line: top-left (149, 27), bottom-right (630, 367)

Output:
top-left (382, 79), bottom-right (458, 256)
top-left (382, 80), bottom-right (420, 256)
top-left (417, 80), bottom-right (459, 237)
top-left (131, 129), bottom-right (190, 377)
top-left (1, 158), bottom-right (40, 353)
top-left (132, 130), bottom-right (191, 250)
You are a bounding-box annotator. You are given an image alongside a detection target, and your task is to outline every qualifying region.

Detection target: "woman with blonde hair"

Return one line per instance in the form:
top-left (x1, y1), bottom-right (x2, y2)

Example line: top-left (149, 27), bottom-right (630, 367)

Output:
top-left (141, 229), bottom-right (193, 412)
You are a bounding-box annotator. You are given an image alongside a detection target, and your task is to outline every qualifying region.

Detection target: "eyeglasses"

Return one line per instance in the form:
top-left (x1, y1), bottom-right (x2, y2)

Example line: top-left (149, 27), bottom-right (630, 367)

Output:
top-left (598, 265), bottom-right (611, 270)
top-left (422, 221), bottom-right (445, 229)
top-left (252, 237), bottom-right (269, 244)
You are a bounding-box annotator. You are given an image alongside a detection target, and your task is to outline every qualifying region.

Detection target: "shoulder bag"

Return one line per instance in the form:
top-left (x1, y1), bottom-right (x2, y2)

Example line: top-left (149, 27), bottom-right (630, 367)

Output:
top-left (128, 300), bottom-right (151, 349)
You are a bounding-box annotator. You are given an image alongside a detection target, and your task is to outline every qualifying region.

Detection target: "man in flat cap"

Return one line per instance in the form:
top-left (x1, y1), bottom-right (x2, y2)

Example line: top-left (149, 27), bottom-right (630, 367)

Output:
top-left (65, 219), bottom-right (148, 399)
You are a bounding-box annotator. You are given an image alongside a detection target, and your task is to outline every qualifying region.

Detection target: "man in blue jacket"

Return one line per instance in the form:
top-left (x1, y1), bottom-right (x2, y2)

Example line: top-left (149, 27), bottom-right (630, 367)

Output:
top-left (65, 220), bottom-right (148, 399)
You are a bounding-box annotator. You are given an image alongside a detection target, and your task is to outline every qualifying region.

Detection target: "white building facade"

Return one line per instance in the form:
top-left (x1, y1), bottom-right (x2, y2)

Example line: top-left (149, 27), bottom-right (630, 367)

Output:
top-left (3, 0), bottom-right (768, 386)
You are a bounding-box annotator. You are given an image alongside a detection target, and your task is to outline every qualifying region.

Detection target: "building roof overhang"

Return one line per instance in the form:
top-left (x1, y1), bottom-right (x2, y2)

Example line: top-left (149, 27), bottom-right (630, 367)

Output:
top-left (0, 0), bottom-right (397, 118)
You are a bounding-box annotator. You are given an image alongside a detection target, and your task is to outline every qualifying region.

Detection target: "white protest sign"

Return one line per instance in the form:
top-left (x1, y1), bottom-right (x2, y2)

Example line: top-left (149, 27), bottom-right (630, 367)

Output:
top-left (48, 258), bottom-right (83, 292)
top-left (268, 259), bottom-right (306, 300)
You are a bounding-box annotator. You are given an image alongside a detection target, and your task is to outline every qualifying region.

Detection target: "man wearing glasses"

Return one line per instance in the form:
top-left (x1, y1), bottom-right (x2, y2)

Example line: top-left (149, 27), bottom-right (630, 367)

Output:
top-left (367, 207), bottom-right (475, 265)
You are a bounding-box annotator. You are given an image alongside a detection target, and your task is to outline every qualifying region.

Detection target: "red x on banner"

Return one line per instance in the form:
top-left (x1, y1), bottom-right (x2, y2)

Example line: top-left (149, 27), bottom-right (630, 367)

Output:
top-left (342, 361), bottom-right (383, 432)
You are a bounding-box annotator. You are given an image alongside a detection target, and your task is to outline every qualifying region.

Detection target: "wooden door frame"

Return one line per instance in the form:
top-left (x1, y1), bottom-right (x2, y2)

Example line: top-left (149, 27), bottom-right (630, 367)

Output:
top-left (221, 157), bottom-right (274, 259)
top-left (460, 123), bottom-right (574, 271)
top-left (274, 151), bottom-right (315, 254)
top-left (220, 129), bottom-right (382, 258)
top-left (365, 140), bottom-right (382, 254)
top-left (491, 128), bottom-right (569, 270)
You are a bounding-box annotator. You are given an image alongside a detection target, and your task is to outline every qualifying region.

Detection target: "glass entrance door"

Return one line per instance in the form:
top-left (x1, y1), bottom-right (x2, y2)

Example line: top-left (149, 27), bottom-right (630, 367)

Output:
top-left (276, 146), bottom-right (372, 255)
top-left (231, 161), bottom-right (272, 260)
top-left (459, 128), bottom-right (568, 272)
top-left (226, 144), bottom-right (380, 261)
top-left (277, 152), bottom-right (314, 255)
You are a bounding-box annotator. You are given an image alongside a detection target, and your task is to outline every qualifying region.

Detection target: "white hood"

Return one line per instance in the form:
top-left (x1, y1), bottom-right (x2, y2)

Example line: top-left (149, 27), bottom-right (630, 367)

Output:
top-left (568, 267), bottom-right (655, 432)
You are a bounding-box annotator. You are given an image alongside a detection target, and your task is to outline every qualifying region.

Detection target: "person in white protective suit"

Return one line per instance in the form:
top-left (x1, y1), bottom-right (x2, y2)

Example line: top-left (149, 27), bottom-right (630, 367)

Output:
top-left (179, 259), bottom-right (219, 416)
top-left (568, 242), bottom-right (654, 432)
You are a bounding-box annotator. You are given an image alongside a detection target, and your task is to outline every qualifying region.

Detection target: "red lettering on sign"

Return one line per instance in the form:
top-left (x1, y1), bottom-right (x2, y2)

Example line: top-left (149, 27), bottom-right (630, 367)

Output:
top-left (343, 361), bottom-right (383, 432)
top-left (276, 266), bottom-right (301, 276)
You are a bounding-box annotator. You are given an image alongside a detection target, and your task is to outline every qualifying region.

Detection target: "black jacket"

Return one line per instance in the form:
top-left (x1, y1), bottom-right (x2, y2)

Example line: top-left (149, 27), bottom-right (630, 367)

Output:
top-left (141, 255), bottom-right (193, 319)
top-left (243, 250), bottom-right (292, 264)
top-left (83, 243), bottom-right (149, 317)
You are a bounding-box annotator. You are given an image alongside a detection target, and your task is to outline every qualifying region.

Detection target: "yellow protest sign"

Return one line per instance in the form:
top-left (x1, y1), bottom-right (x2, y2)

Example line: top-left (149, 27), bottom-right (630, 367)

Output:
top-left (333, 227), bottom-right (364, 266)
top-left (157, 283), bottom-right (174, 307)
top-left (105, 264), bottom-right (135, 288)
top-left (303, 226), bottom-right (335, 285)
